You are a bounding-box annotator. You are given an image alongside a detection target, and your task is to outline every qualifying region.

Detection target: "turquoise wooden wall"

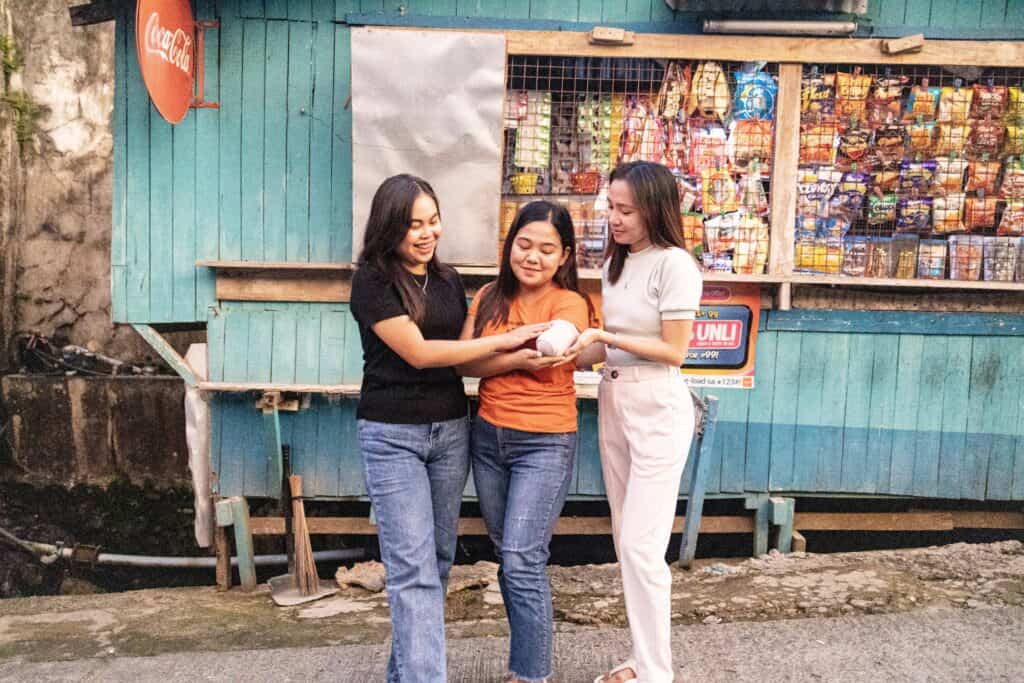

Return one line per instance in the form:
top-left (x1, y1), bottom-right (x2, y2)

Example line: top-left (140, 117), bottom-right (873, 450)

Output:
top-left (111, 0), bottom-right (1024, 324)
top-left (211, 310), bottom-right (1024, 502)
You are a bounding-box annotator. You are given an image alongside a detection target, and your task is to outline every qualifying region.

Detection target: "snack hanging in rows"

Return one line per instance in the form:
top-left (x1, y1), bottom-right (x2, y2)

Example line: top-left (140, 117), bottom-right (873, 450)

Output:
top-left (1003, 124), bottom-right (1024, 157)
top-left (997, 200), bottom-right (1024, 235)
top-left (904, 80), bottom-right (940, 121)
top-left (1000, 166), bottom-right (1024, 199)
top-left (937, 84), bottom-right (973, 123)
top-left (733, 68), bottom-right (777, 120)
top-left (908, 120), bottom-right (935, 155)
top-left (968, 117), bottom-right (1004, 158)
top-left (833, 170), bottom-right (869, 214)
top-left (965, 159), bottom-right (1000, 194)
top-left (899, 159), bottom-right (937, 193)
top-left (837, 123), bottom-right (871, 167)
top-left (872, 124), bottom-right (907, 162)
top-left (866, 73), bottom-right (907, 126)
top-left (655, 61), bottom-right (690, 121)
top-left (835, 69), bottom-right (871, 119)
top-left (948, 234), bottom-right (984, 281)
top-left (801, 69), bottom-right (835, 118)
top-left (794, 236), bottom-right (842, 274)
top-left (796, 165), bottom-right (841, 237)
top-left (872, 161), bottom-right (900, 192)
top-left (664, 119), bottom-right (688, 171)
top-left (934, 156), bottom-right (968, 193)
top-left (733, 212), bottom-right (769, 274)
top-left (679, 177), bottom-right (699, 213)
top-left (932, 192), bottom-right (965, 234)
top-left (970, 83), bottom-right (1008, 120)
top-left (917, 239), bottom-right (948, 279)
top-left (739, 163), bottom-right (768, 214)
top-left (799, 120), bottom-right (837, 164)
top-left (964, 195), bottom-right (999, 230)
top-left (729, 119), bottom-right (773, 167)
top-left (983, 236), bottom-right (1019, 281)
top-left (934, 123), bottom-right (970, 156)
top-left (701, 167), bottom-right (739, 215)
top-left (687, 61), bottom-right (730, 121)
top-left (1007, 87), bottom-right (1024, 121)
top-left (868, 193), bottom-right (898, 225)
top-left (688, 126), bottom-right (728, 176)
top-left (681, 213), bottom-right (704, 259)
top-left (898, 196), bottom-right (933, 233)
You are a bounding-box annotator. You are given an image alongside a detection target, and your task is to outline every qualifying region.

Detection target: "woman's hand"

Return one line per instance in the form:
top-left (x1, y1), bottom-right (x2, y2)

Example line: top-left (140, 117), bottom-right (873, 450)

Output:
top-left (510, 348), bottom-right (567, 372)
top-left (564, 328), bottom-right (605, 356)
top-left (495, 322), bottom-right (551, 351)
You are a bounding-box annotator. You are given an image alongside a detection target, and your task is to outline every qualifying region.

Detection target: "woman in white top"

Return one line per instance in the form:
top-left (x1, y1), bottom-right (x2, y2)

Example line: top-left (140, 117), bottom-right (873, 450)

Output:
top-left (567, 161), bottom-right (703, 683)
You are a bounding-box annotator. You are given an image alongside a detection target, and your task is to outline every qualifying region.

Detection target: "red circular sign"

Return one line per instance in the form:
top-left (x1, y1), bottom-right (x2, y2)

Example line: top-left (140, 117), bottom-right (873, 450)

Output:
top-left (136, 0), bottom-right (195, 124)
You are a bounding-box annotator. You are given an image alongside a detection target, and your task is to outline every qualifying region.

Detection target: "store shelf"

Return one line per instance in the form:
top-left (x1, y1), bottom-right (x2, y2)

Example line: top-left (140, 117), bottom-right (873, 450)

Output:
top-left (788, 275), bottom-right (1024, 291)
top-left (197, 260), bottom-right (353, 271)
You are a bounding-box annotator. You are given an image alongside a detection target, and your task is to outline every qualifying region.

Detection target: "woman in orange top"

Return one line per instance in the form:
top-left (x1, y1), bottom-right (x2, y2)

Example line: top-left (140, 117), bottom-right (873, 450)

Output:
top-left (458, 200), bottom-right (596, 683)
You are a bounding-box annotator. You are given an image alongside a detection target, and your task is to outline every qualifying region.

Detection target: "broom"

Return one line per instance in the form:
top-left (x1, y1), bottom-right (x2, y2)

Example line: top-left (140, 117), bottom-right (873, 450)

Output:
top-left (289, 475), bottom-right (319, 595)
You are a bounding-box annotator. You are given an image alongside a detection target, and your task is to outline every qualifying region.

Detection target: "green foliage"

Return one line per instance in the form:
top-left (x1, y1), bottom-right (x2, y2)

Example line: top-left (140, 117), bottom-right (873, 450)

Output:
top-left (3, 90), bottom-right (41, 144)
top-left (0, 35), bottom-right (19, 91)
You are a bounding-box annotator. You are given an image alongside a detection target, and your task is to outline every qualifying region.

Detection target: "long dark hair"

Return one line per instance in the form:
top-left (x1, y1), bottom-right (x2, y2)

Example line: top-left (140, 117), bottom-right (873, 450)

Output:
top-left (605, 161), bottom-right (687, 284)
top-left (358, 174), bottom-right (453, 325)
top-left (473, 200), bottom-right (597, 338)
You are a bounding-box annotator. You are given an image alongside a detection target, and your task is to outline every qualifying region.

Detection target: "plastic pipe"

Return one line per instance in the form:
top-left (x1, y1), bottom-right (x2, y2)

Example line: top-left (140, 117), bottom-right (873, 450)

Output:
top-left (703, 19), bottom-right (857, 36)
top-left (23, 541), bottom-right (362, 568)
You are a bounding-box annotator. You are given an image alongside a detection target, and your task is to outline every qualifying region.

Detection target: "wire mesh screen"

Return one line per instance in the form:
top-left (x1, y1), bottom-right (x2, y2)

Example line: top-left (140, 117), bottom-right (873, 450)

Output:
top-left (501, 56), bottom-right (779, 272)
top-left (795, 64), bottom-right (1024, 282)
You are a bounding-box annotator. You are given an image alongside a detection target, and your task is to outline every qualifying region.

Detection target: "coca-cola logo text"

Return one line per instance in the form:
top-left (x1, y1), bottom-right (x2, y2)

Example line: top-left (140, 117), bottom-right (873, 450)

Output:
top-left (144, 11), bottom-right (192, 76)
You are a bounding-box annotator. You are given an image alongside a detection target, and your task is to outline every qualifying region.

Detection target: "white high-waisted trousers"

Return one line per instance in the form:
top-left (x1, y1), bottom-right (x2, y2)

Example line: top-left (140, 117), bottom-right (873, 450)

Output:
top-left (598, 364), bottom-right (695, 683)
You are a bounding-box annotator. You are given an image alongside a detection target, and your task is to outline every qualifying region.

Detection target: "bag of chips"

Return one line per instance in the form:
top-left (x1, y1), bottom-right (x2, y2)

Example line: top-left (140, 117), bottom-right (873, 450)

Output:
top-left (733, 212), bottom-right (769, 274)
top-left (681, 213), bottom-right (705, 259)
top-left (801, 69), bottom-right (835, 118)
top-left (835, 70), bottom-right (871, 119)
top-left (866, 74), bottom-right (907, 126)
top-left (934, 156), bottom-right (967, 193)
top-left (733, 69), bottom-right (777, 120)
top-left (1003, 124), bottom-right (1024, 157)
top-left (917, 239), bottom-right (948, 279)
top-left (841, 235), bottom-right (870, 276)
top-left (871, 162), bottom-right (901, 192)
top-left (968, 118), bottom-right (1004, 159)
top-left (970, 84), bottom-right (1008, 120)
top-left (687, 126), bottom-right (728, 176)
top-left (701, 167), bottom-right (739, 215)
top-left (796, 165), bottom-right (841, 237)
top-left (1000, 165), bottom-right (1024, 200)
top-left (933, 192), bottom-right (965, 234)
top-left (899, 159), bottom-right (937, 193)
top-left (837, 124), bottom-right (871, 167)
top-left (1008, 87), bottom-right (1024, 122)
top-left (799, 121), bottom-right (838, 164)
top-left (832, 171), bottom-right (869, 215)
top-left (997, 200), bottom-right (1024, 236)
top-left (937, 85), bottom-right (973, 123)
top-left (703, 210), bottom-right (740, 254)
top-left (898, 196), bottom-right (933, 233)
top-left (934, 123), bottom-right (970, 156)
top-left (729, 119), bottom-right (773, 167)
top-left (964, 195), bottom-right (999, 231)
top-left (904, 80), bottom-right (940, 121)
top-left (687, 61), bottom-right (731, 121)
top-left (892, 233), bottom-right (920, 278)
top-left (983, 236), bottom-right (1019, 281)
top-left (908, 120), bottom-right (935, 155)
top-left (949, 234), bottom-right (984, 281)
top-left (965, 160), bottom-right (1000, 194)
top-left (868, 193), bottom-right (898, 225)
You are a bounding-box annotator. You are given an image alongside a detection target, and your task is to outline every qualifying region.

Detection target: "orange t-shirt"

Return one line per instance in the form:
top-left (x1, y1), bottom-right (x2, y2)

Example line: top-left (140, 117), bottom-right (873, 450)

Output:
top-left (470, 286), bottom-right (591, 434)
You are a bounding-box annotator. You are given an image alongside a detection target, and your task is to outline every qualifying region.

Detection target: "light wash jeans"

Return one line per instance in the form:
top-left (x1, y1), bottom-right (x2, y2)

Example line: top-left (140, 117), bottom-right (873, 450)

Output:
top-left (358, 416), bottom-right (470, 683)
top-left (471, 416), bottom-right (576, 683)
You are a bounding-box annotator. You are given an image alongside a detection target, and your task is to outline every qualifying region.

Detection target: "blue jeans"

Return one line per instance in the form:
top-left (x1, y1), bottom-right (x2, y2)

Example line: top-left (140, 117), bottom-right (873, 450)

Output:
top-left (358, 416), bottom-right (470, 683)
top-left (471, 417), bottom-right (576, 683)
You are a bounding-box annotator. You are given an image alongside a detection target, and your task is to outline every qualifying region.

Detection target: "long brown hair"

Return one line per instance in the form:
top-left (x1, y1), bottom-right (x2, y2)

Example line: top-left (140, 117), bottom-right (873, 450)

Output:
top-left (605, 161), bottom-right (687, 284)
top-left (358, 174), bottom-right (455, 325)
top-left (473, 200), bottom-right (597, 337)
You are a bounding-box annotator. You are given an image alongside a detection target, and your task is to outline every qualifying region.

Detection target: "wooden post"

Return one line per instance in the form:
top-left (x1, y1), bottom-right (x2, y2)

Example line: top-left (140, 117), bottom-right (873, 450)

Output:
top-left (745, 493), bottom-right (771, 557)
top-left (229, 497), bottom-right (257, 591)
top-left (261, 397), bottom-right (284, 500)
top-left (768, 63), bottom-right (802, 283)
top-left (214, 524), bottom-right (231, 591)
top-left (679, 396), bottom-right (719, 568)
top-left (791, 529), bottom-right (807, 553)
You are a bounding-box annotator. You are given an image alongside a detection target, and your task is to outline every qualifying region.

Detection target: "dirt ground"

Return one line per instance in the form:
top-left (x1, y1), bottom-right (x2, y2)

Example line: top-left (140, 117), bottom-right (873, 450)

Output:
top-left (1, 540), bottom-right (1022, 663)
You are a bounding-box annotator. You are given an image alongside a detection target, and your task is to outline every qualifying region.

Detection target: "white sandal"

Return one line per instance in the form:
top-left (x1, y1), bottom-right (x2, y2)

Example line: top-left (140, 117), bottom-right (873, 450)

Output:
top-left (593, 659), bottom-right (637, 683)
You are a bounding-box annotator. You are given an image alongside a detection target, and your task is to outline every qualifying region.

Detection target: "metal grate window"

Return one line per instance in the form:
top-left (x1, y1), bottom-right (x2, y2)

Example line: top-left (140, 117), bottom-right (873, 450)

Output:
top-left (501, 56), bottom-right (779, 272)
top-left (795, 63), bottom-right (1024, 283)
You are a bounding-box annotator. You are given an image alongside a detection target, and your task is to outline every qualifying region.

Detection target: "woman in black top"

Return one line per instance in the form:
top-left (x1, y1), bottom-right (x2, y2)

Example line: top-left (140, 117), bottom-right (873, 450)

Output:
top-left (350, 174), bottom-right (547, 683)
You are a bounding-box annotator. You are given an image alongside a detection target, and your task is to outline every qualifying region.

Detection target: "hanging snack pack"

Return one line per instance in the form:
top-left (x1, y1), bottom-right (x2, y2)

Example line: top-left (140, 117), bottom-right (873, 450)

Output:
top-left (835, 69), bottom-right (872, 119)
top-left (934, 123), bottom-right (970, 156)
top-left (933, 192), bottom-right (965, 234)
top-left (799, 121), bottom-right (838, 164)
top-left (733, 212), bottom-right (769, 274)
top-left (948, 234), bottom-right (985, 281)
top-left (908, 120), bottom-right (935, 155)
top-left (970, 84), bottom-right (1008, 119)
top-left (899, 159), bottom-right (937, 193)
top-left (655, 61), bottom-right (690, 121)
top-left (983, 236), bottom-right (1019, 281)
top-left (898, 196), bottom-right (933, 233)
top-left (701, 167), bottom-right (739, 215)
top-left (871, 124), bottom-right (907, 165)
top-left (1007, 87), bottom-right (1024, 122)
top-left (837, 123), bottom-right (871, 168)
top-left (934, 156), bottom-right (967, 193)
top-left (688, 126), bottom-right (728, 176)
top-left (729, 119), bottom-right (773, 167)
top-left (997, 200), bottom-right (1024, 235)
top-left (1003, 124), bottom-right (1024, 157)
top-left (964, 194), bottom-right (999, 230)
top-left (968, 118), bottom-right (1004, 158)
top-left (802, 69), bottom-right (835, 118)
top-left (687, 61), bottom-right (731, 121)
top-left (867, 74), bottom-right (907, 126)
top-left (733, 69), bottom-right (777, 120)
top-left (796, 165), bottom-right (841, 237)
top-left (965, 159), bottom-right (1000, 194)
top-left (917, 239), bottom-right (948, 279)
top-left (904, 80), bottom-right (941, 121)
top-left (892, 233), bottom-right (920, 278)
top-left (937, 85), bottom-right (973, 123)
top-left (1000, 165), bottom-right (1024, 199)
top-left (681, 213), bottom-right (704, 260)
top-left (833, 170), bottom-right (869, 214)
top-left (739, 163), bottom-right (768, 214)
top-left (512, 91), bottom-right (553, 170)
top-left (872, 161), bottom-right (901, 192)
top-left (868, 193), bottom-right (898, 225)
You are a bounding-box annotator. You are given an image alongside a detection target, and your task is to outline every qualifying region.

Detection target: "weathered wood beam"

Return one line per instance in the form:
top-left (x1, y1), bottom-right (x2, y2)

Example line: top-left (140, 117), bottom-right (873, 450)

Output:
top-left (69, 1), bottom-right (116, 27)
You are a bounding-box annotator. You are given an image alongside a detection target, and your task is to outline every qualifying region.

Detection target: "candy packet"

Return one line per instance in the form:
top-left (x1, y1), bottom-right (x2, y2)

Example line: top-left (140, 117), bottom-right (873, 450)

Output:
top-left (970, 84), bottom-right (1008, 119)
top-left (841, 235), bottom-right (870, 276)
top-left (904, 80), bottom-right (940, 121)
top-left (899, 159), bottom-right (937, 193)
top-left (983, 236), bottom-right (1019, 281)
top-left (801, 69), bottom-right (835, 117)
top-left (948, 234), bottom-right (984, 281)
top-left (917, 239), bottom-right (948, 279)
top-left (868, 193), bottom-right (898, 225)
top-left (898, 196), bottom-right (933, 233)
top-left (733, 69), bottom-right (777, 120)
top-left (933, 192), bottom-right (965, 234)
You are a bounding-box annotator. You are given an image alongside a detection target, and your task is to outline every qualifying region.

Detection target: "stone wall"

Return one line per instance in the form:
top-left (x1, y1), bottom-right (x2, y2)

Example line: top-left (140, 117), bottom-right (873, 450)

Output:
top-left (0, 0), bottom-right (154, 371)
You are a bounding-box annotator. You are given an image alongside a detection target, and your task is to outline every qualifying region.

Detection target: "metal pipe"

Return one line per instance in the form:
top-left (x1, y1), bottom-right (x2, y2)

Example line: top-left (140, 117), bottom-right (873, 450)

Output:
top-left (703, 19), bottom-right (857, 36)
top-left (22, 540), bottom-right (362, 568)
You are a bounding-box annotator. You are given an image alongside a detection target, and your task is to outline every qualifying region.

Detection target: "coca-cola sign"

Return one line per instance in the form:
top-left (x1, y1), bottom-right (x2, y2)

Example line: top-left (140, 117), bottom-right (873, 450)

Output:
top-left (135, 0), bottom-right (194, 124)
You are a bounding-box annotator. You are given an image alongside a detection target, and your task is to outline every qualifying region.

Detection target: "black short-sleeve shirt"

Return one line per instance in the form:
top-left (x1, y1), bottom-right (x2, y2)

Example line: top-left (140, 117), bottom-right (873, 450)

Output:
top-left (350, 264), bottom-right (468, 423)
